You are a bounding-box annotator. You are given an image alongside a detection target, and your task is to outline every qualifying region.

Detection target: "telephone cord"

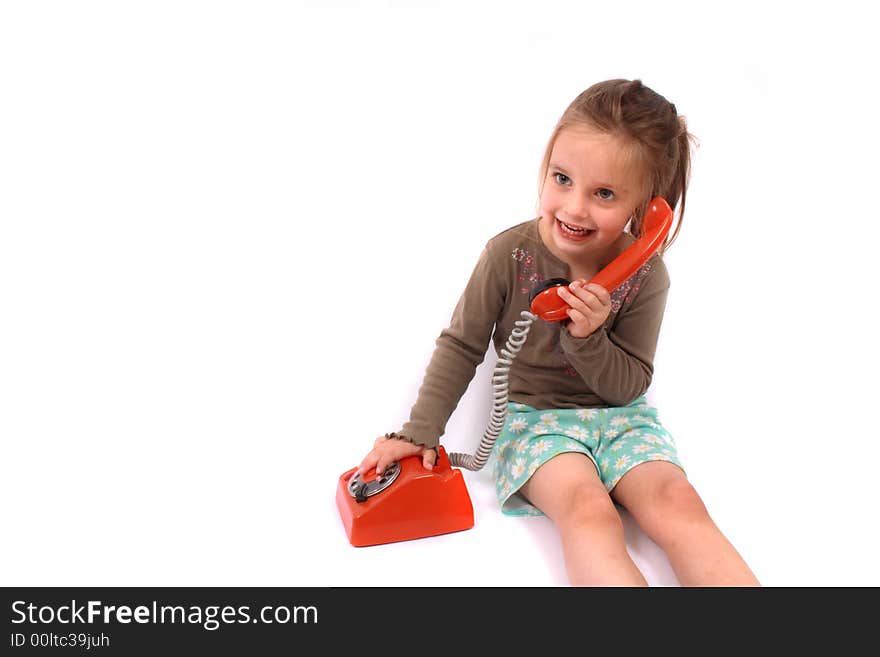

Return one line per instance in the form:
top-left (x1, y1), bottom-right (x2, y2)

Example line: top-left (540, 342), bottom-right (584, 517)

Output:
top-left (449, 309), bottom-right (537, 471)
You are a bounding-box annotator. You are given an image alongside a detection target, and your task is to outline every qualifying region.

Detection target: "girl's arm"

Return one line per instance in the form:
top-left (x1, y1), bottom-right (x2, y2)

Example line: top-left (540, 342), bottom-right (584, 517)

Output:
top-left (558, 258), bottom-right (670, 406)
top-left (396, 246), bottom-right (506, 449)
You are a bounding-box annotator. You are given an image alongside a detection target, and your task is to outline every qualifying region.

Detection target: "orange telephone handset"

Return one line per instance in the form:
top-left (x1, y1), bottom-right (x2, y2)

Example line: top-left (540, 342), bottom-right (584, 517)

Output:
top-left (528, 196), bottom-right (674, 322)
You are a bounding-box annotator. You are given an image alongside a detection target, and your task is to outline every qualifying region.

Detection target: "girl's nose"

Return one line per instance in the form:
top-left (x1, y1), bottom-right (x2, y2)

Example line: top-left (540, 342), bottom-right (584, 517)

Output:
top-left (563, 195), bottom-right (589, 222)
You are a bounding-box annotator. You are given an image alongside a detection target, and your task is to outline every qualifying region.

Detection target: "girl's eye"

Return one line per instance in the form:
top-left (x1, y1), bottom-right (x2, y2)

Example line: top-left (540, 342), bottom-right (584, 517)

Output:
top-left (554, 172), bottom-right (571, 186)
top-left (597, 188), bottom-right (615, 201)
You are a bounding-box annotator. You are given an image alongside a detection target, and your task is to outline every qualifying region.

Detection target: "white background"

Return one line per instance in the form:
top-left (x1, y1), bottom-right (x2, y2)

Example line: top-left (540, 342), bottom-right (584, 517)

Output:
top-left (2, 1), bottom-right (878, 587)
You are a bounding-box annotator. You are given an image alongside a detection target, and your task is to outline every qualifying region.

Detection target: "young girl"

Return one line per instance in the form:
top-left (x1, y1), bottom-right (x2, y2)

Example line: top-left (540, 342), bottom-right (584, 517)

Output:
top-left (357, 79), bottom-right (760, 587)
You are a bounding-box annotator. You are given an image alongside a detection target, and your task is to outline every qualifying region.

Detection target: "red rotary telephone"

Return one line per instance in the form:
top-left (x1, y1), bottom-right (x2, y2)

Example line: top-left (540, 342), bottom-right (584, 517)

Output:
top-left (336, 197), bottom-right (674, 547)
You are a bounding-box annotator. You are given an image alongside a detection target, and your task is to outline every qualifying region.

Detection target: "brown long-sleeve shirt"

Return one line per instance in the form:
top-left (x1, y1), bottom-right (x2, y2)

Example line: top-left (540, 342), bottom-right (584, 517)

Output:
top-left (399, 217), bottom-right (670, 449)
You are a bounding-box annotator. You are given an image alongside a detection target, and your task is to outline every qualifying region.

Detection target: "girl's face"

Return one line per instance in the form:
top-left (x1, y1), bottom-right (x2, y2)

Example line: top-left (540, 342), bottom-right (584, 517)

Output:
top-left (539, 125), bottom-right (646, 266)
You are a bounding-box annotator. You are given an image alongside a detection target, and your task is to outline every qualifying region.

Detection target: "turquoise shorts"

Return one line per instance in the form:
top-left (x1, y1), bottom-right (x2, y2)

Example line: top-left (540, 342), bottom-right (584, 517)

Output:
top-left (492, 397), bottom-right (685, 516)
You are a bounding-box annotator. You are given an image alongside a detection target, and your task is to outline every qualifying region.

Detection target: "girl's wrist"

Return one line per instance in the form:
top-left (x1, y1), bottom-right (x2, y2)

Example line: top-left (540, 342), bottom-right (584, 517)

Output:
top-left (563, 323), bottom-right (606, 342)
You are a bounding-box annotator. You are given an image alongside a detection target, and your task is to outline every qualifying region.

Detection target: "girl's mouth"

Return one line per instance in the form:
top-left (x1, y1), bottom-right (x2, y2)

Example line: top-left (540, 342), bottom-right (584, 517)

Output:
top-left (556, 218), bottom-right (595, 241)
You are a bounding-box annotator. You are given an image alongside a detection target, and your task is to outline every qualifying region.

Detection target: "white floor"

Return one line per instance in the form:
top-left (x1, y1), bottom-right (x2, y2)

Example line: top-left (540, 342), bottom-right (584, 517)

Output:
top-left (2, 2), bottom-right (879, 589)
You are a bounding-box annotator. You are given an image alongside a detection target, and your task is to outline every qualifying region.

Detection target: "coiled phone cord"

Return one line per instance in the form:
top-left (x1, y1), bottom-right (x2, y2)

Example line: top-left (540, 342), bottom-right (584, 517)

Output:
top-left (449, 309), bottom-right (538, 471)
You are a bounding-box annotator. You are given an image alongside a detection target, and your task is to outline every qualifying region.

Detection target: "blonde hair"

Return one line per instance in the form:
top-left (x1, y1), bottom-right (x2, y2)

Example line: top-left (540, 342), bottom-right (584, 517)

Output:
top-left (539, 79), bottom-right (695, 249)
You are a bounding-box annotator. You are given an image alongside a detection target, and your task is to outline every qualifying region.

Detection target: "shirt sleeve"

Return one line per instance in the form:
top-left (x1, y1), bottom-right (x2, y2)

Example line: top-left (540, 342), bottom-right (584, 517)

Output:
top-left (558, 258), bottom-right (670, 406)
top-left (398, 245), bottom-right (506, 449)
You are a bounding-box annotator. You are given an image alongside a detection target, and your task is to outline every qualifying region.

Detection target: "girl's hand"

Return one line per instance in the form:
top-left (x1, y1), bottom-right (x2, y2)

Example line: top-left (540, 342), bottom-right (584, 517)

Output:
top-left (557, 280), bottom-right (612, 339)
top-left (357, 435), bottom-right (437, 476)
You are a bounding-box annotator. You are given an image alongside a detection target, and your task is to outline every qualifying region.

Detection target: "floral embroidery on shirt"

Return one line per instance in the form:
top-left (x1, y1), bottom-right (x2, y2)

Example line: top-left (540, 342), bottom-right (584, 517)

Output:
top-left (511, 246), bottom-right (577, 377)
top-left (609, 261), bottom-right (654, 313)
top-left (511, 247), bottom-right (542, 296)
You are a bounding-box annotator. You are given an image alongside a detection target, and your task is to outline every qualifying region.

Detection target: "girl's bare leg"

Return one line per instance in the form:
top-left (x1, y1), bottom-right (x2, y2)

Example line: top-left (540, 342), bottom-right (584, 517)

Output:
top-left (522, 452), bottom-right (647, 586)
top-left (611, 461), bottom-right (760, 586)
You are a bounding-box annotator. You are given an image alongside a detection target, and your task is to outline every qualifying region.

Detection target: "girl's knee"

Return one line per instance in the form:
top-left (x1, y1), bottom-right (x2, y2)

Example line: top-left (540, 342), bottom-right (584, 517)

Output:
top-left (650, 478), bottom-right (710, 526)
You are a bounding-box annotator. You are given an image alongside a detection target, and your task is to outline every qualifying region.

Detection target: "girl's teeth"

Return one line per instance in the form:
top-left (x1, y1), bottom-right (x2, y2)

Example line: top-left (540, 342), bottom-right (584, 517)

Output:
top-left (560, 220), bottom-right (589, 234)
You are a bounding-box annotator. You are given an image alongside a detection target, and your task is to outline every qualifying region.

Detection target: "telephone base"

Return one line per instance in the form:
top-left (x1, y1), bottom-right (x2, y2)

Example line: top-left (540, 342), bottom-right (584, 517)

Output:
top-left (336, 446), bottom-right (474, 547)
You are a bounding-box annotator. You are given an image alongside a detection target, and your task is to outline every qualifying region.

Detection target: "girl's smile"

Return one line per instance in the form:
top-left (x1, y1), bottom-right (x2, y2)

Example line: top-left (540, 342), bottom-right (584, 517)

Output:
top-left (554, 217), bottom-right (596, 242)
